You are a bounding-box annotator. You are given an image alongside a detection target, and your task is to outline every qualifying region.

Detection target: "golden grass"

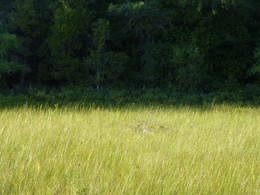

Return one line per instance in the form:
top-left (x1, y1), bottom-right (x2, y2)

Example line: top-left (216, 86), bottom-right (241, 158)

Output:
top-left (1, 104), bottom-right (260, 194)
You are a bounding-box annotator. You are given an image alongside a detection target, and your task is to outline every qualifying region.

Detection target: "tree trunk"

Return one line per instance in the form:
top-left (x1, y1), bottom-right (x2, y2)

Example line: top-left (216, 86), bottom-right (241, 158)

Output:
top-left (96, 58), bottom-right (100, 90)
top-left (19, 70), bottom-right (25, 86)
top-left (20, 62), bottom-right (27, 87)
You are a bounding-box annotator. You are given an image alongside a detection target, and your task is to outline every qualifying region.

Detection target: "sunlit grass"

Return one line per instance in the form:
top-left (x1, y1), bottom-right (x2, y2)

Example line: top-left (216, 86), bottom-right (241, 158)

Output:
top-left (1, 104), bottom-right (260, 194)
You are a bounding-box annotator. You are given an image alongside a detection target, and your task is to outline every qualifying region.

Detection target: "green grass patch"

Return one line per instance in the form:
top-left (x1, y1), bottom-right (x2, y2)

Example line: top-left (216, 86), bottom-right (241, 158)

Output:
top-left (1, 104), bottom-right (260, 194)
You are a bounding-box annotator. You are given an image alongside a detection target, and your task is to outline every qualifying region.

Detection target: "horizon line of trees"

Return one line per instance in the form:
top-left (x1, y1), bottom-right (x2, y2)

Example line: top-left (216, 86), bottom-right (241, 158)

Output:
top-left (0, 0), bottom-right (260, 92)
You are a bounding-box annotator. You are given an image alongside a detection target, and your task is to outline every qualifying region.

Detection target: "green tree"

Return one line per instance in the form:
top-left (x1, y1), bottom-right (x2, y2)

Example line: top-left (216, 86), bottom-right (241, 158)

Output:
top-left (109, 1), bottom-right (167, 87)
top-left (46, 0), bottom-right (92, 85)
top-left (86, 19), bottom-right (128, 89)
top-left (0, 33), bottom-right (29, 78)
top-left (15, 0), bottom-right (52, 38)
top-left (0, 0), bottom-right (17, 33)
top-left (169, 44), bottom-right (205, 92)
top-left (248, 43), bottom-right (260, 77)
top-left (178, 0), bottom-right (253, 10)
top-left (14, 0), bottom-right (53, 85)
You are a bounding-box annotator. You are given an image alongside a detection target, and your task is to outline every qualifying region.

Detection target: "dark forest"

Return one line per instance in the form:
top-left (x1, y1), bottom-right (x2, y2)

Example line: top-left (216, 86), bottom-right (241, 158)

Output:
top-left (1, 0), bottom-right (260, 102)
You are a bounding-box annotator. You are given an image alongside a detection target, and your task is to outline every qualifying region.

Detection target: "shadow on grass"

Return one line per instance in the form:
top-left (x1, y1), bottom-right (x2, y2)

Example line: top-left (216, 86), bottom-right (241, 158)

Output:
top-left (0, 87), bottom-right (260, 111)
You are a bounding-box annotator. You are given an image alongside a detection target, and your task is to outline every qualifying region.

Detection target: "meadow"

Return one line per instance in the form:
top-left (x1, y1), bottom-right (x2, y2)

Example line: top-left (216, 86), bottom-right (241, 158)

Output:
top-left (1, 103), bottom-right (260, 194)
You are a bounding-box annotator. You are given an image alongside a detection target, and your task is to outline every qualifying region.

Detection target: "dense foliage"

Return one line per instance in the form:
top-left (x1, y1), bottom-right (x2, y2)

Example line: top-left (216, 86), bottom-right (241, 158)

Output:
top-left (0, 0), bottom-right (260, 92)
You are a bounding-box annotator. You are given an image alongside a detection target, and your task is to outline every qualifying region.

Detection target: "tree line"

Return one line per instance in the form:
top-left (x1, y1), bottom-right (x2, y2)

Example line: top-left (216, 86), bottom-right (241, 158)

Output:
top-left (0, 0), bottom-right (260, 93)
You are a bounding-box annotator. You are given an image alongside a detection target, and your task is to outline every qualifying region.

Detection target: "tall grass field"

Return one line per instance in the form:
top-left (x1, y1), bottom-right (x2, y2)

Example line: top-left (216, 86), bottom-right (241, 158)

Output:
top-left (1, 104), bottom-right (260, 194)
